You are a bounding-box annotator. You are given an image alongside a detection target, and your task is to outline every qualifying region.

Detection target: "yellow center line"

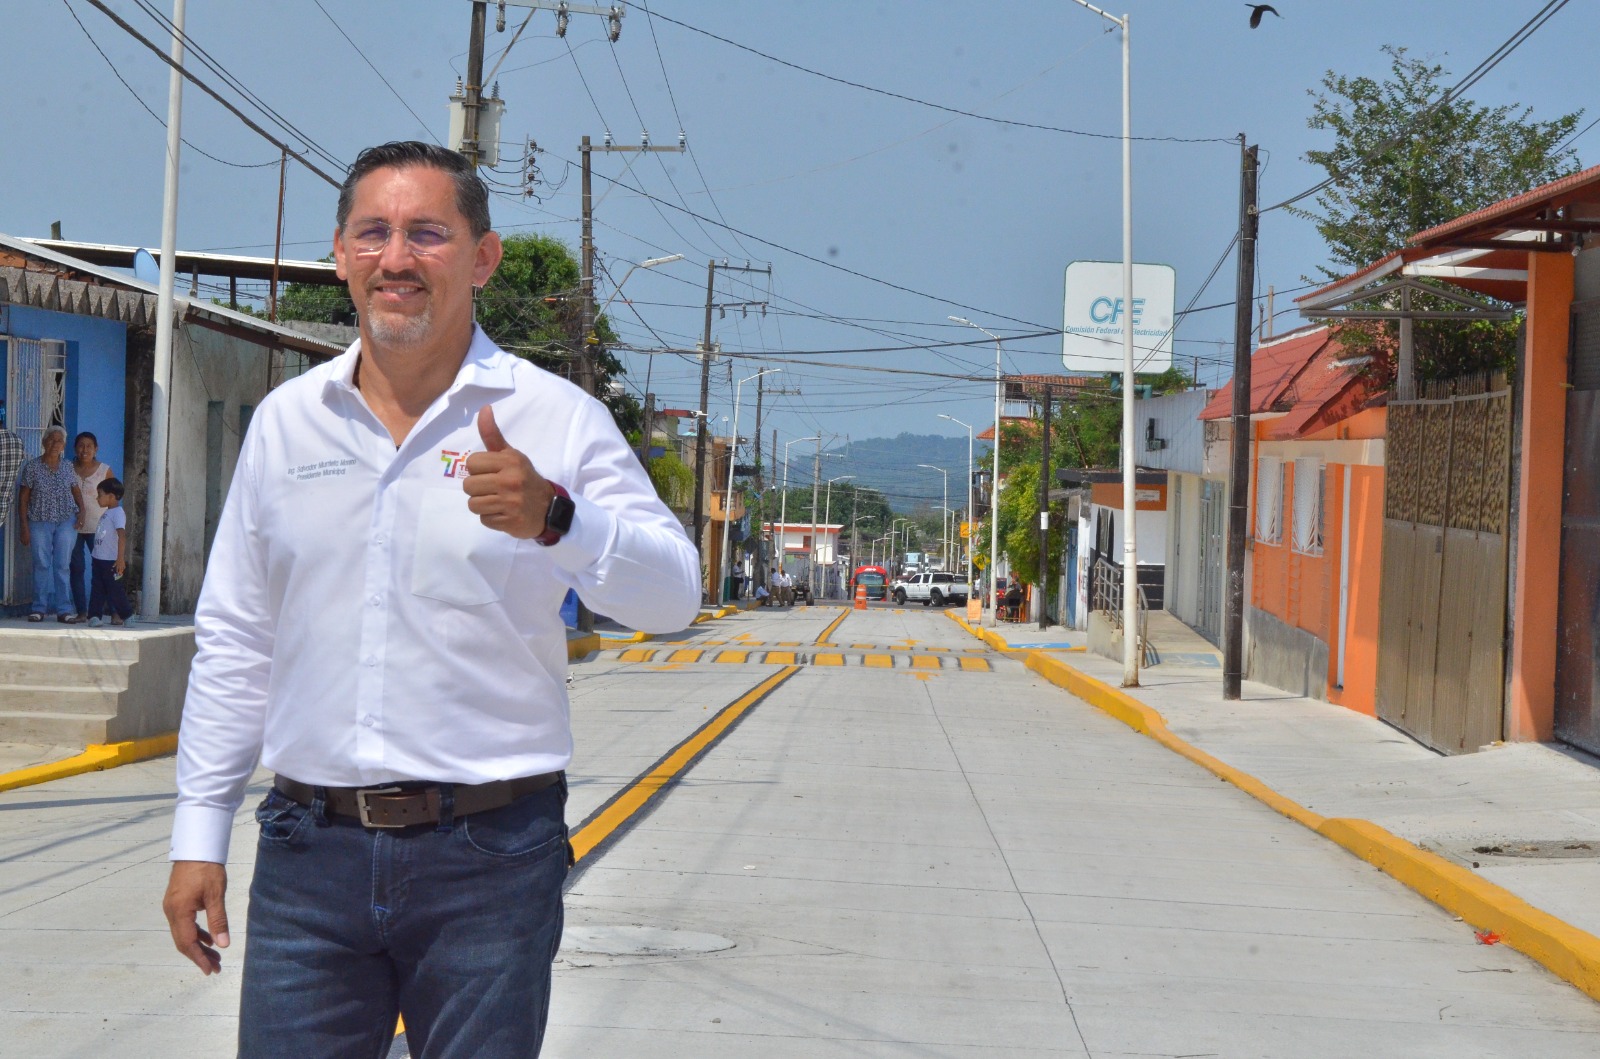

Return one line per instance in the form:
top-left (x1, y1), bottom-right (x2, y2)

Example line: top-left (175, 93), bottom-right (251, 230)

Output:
top-left (815, 609), bottom-right (849, 646)
top-left (568, 665), bottom-right (802, 862)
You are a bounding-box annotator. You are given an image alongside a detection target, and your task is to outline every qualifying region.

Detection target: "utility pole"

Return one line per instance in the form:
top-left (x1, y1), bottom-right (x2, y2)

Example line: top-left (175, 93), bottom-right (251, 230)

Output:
top-left (577, 135), bottom-right (684, 397)
top-left (692, 259), bottom-right (772, 567)
top-left (751, 377), bottom-right (801, 595)
top-left (809, 439), bottom-right (821, 601)
top-left (1223, 140), bottom-right (1259, 700)
top-left (460, 1), bottom-right (488, 166)
top-left (1038, 383), bottom-right (1053, 631)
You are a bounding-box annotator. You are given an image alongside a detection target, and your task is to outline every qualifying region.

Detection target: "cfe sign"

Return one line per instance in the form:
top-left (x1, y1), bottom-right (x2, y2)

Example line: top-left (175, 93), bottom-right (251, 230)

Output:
top-left (1061, 261), bottom-right (1176, 374)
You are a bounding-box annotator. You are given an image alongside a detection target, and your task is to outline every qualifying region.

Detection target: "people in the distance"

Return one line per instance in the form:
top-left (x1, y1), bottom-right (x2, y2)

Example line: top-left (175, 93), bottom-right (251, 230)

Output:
top-left (87, 477), bottom-right (134, 628)
top-left (70, 431), bottom-right (115, 622)
top-left (17, 426), bottom-right (87, 622)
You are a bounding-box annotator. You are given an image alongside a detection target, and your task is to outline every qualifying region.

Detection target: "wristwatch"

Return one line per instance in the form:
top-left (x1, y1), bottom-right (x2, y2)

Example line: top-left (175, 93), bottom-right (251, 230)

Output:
top-left (534, 483), bottom-right (575, 546)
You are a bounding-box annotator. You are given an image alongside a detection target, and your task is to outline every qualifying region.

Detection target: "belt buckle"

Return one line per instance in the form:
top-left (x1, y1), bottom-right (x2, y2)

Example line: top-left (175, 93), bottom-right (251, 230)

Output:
top-left (356, 785), bottom-right (406, 829)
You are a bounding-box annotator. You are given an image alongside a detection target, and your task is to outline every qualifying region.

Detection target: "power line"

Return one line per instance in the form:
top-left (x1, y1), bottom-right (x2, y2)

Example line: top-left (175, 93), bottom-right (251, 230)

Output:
top-left (126, 0), bottom-right (347, 172)
top-left (619, 1), bottom-right (1234, 145)
top-left (59, 0), bottom-right (278, 170)
top-left (1262, 0), bottom-right (1573, 215)
top-left (80, 0), bottom-right (342, 187)
top-left (310, 0), bottom-right (440, 142)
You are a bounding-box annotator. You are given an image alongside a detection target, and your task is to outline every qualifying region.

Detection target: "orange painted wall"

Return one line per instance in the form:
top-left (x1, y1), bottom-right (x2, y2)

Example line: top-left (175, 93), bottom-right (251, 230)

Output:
top-left (1250, 459), bottom-right (1333, 644)
top-left (1089, 481), bottom-right (1167, 511)
top-left (1325, 465), bottom-right (1385, 716)
top-left (1509, 252), bottom-right (1574, 742)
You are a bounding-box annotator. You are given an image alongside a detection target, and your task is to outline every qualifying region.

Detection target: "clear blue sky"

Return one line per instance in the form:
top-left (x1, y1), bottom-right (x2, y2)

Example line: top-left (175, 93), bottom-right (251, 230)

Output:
top-left (2, 1), bottom-right (1590, 504)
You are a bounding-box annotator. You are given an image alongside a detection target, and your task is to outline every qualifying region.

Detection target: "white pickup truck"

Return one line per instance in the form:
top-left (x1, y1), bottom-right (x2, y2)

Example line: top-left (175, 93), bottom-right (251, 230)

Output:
top-left (892, 571), bottom-right (968, 607)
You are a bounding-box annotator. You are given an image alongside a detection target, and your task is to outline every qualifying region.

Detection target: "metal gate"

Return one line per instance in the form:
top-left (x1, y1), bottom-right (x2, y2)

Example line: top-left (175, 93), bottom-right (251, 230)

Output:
top-left (1375, 377), bottom-right (1511, 753)
top-left (1, 337), bottom-right (67, 606)
top-left (1197, 479), bottom-right (1225, 644)
top-left (1554, 302), bottom-right (1600, 755)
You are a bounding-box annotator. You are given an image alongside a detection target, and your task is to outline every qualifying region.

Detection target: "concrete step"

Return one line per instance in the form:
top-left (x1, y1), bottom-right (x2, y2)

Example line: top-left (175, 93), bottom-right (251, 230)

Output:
top-left (0, 684), bottom-right (124, 715)
top-left (0, 653), bottom-right (132, 689)
top-left (0, 629), bottom-right (143, 662)
top-left (0, 709), bottom-right (113, 745)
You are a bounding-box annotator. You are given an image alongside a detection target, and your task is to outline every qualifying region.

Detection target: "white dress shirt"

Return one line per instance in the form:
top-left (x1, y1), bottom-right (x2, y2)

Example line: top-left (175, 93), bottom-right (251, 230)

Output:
top-left (171, 327), bottom-right (700, 863)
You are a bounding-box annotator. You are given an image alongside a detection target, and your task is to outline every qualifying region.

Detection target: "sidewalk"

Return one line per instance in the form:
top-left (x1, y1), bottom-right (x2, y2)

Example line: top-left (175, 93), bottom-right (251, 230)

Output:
top-left (969, 613), bottom-right (1600, 965)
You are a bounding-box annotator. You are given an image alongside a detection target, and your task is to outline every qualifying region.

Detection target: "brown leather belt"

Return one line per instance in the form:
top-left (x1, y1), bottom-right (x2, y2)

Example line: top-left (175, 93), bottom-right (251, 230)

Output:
top-left (273, 772), bottom-right (562, 829)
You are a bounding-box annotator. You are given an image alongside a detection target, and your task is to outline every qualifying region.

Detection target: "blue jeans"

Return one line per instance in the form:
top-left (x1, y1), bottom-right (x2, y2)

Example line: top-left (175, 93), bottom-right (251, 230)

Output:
top-left (239, 780), bottom-right (570, 1059)
top-left (69, 531), bottom-right (94, 616)
top-left (28, 519), bottom-right (76, 615)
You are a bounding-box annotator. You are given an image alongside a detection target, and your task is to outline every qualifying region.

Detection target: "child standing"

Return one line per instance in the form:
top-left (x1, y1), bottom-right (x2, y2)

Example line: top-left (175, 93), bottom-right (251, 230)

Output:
top-left (87, 478), bottom-right (135, 628)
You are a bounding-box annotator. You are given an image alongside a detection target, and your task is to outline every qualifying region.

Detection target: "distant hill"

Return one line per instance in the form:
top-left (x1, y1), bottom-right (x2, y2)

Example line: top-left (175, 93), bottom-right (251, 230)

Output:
top-left (780, 433), bottom-right (975, 514)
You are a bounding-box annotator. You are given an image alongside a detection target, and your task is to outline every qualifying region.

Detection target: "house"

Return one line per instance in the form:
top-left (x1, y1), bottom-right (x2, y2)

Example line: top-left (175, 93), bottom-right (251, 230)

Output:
top-left (1300, 162), bottom-right (1600, 755)
top-left (0, 234), bottom-right (343, 613)
top-left (1136, 387), bottom-right (1226, 644)
top-left (1198, 326), bottom-right (1388, 712)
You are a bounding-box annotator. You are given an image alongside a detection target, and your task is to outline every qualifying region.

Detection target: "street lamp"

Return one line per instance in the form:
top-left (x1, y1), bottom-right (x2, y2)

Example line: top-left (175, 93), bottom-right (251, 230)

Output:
top-left (950, 315), bottom-right (1003, 624)
top-left (594, 253), bottom-right (684, 324)
top-left (778, 435), bottom-right (819, 583)
top-left (823, 474), bottom-right (855, 598)
top-left (939, 413), bottom-right (976, 595)
top-left (1070, 0), bottom-right (1139, 686)
top-left (717, 368), bottom-right (779, 605)
top-left (917, 464), bottom-right (948, 569)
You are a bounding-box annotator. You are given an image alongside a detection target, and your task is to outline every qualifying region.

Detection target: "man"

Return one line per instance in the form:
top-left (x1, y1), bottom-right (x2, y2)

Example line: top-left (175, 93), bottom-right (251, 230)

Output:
top-left (774, 566), bottom-right (792, 606)
top-left (162, 142), bottom-right (699, 1058)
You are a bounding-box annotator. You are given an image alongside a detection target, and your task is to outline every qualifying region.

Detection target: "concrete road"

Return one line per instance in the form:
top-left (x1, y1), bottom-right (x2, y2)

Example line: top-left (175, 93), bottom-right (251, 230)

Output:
top-left (2, 604), bottom-right (1598, 1057)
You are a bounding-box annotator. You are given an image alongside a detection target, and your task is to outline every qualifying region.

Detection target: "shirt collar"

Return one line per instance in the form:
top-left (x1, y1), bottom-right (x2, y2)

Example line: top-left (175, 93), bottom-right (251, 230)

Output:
top-left (323, 324), bottom-right (514, 403)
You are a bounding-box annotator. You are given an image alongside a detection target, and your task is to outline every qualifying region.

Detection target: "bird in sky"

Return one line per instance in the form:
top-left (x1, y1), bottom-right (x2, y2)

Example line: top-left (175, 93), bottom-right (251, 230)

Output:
top-left (1246, 4), bottom-right (1281, 28)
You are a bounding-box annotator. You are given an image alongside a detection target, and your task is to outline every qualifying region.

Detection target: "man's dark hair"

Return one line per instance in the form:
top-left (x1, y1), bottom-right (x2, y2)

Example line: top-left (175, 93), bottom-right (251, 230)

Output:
top-left (336, 141), bottom-right (492, 237)
top-left (98, 477), bottom-right (125, 500)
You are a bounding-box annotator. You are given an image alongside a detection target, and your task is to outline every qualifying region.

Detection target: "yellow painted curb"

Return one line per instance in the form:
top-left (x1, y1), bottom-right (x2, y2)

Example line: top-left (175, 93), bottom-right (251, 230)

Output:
top-left (566, 633), bottom-right (601, 660)
top-left (0, 732), bottom-right (178, 794)
top-left (598, 630), bottom-right (650, 645)
top-left (945, 612), bottom-right (1600, 1005)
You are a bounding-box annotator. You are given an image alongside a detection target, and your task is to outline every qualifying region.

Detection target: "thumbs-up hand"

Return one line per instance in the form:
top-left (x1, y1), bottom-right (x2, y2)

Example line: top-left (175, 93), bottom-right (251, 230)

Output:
top-left (462, 404), bottom-right (556, 538)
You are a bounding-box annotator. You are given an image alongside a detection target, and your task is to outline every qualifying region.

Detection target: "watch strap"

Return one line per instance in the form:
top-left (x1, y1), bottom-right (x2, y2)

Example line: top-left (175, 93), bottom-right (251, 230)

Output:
top-left (534, 483), bottom-right (573, 546)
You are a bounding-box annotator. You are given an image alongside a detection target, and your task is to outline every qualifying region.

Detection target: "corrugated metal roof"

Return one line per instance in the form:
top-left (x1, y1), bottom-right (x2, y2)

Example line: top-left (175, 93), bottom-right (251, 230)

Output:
top-left (0, 232), bottom-right (342, 358)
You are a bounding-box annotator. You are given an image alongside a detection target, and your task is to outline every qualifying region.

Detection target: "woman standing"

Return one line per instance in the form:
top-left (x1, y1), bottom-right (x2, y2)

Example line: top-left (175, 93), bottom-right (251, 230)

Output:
top-left (69, 432), bottom-right (114, 622)
top-left (18, 427), bottom-right (87, 622)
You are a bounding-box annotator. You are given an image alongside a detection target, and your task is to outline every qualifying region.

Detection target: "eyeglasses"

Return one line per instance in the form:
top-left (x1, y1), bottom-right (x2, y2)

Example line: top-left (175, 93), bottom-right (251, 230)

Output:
top-left (344, 220), bottom-right (457, 257)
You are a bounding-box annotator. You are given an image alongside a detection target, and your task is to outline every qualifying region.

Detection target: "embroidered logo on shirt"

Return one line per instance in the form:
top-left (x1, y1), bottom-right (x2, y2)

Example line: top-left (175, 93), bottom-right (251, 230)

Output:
top-left (440, 449), bottom-right (473, 478)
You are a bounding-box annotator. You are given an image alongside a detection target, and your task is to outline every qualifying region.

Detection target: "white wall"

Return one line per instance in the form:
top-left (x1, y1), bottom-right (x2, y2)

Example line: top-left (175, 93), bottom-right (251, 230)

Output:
top-left (1135, 389), bottom-right (1211, 474)
top-left (162, 324), bottom-right (275, 612)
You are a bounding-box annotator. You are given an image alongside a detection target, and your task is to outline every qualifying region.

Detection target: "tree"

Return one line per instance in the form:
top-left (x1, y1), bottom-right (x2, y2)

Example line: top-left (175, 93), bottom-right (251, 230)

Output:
top-left (975, 367), bottom-right (1193, 587)
top-left (255, 234), bottom-right (640, 427)
top-left (1300, 46), bottom-right (1581, 277)
top-left (1297, 47), bottom-right (1582, 380)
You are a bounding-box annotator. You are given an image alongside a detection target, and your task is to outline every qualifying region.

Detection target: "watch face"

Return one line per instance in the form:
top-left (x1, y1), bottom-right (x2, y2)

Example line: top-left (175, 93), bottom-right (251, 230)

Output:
top-left (547, 492), bottom-right (576, 536)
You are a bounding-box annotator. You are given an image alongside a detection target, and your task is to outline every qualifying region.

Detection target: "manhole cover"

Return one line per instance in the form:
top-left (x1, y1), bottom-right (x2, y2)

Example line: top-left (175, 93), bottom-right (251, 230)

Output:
top-left (561, 925), bottom-right (737, 957)
top-left (1467, 840), bottom-right (1600, 860)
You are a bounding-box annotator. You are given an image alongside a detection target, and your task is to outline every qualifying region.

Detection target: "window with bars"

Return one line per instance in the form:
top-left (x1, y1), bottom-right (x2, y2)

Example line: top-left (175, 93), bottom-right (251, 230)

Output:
top-left (1255, 457), bottom-right (1283, 545)
top-left (1292, 458), bottom-right (1324, 556)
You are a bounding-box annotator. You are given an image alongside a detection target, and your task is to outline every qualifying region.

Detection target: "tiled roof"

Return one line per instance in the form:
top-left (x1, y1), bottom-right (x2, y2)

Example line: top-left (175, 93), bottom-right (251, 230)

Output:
top-left (1411, 161), bottom-right (1600, 246)
top-left (1199, 326), bottom-right (1379, 439)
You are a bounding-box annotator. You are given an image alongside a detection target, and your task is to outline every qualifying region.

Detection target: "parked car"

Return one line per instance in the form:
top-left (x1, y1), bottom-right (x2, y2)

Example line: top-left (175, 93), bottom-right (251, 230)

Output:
top-left (892, 571), bottom-right (968, 607)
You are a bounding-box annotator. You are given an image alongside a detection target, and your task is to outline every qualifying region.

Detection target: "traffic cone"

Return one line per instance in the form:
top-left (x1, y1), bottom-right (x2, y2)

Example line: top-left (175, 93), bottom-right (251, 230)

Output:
top-left (854, 584), bottom-right (868, 610)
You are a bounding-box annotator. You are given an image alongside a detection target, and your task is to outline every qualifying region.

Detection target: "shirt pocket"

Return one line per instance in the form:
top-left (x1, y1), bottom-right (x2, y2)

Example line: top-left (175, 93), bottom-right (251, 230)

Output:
top-left (410, 486), bottom-right (519, 606)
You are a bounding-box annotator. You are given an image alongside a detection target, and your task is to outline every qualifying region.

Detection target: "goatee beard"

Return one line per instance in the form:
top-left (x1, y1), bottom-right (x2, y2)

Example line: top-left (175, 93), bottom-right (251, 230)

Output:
top-left (365, 296), bottom-right (434, 348)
